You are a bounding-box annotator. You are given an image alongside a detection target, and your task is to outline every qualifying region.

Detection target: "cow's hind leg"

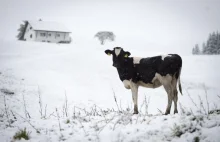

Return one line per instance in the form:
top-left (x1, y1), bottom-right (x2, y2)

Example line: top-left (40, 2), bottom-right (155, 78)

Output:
top-left (130, 82), bottom-right (139, 114)
top-left (172, 77), bottom-right (178, 114)
top-left (163, 85), bottom-right (173, 115)
top-left (173, 88), bottom-right (178, 114)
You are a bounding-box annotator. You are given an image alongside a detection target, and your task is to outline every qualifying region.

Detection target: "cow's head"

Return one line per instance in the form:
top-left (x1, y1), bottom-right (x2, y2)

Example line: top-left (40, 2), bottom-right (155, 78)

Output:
top-left (105, 47), bottom-right (131, 68)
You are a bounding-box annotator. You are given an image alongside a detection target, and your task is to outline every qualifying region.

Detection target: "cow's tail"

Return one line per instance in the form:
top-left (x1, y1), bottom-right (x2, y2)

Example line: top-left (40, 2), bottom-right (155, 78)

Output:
top-left (177, 67), bottom-right (183, 95)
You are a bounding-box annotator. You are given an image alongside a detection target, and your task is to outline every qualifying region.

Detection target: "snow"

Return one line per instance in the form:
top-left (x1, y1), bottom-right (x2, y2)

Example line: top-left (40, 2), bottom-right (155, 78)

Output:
top-left (28, 21), bottom-right (71, 33)
top-left (0, 40), bottom-right (220, 142)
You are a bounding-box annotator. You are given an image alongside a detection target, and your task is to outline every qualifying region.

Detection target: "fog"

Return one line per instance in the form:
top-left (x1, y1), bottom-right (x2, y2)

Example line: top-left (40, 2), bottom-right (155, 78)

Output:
top-left (1, 0), bottom-right (220, 54)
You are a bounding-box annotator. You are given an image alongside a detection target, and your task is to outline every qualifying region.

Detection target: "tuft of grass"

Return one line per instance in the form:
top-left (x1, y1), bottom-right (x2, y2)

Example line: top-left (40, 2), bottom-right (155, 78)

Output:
top-left (171, 123), bottom-right (183, 137)
top-left (13, 128), bottom-right (30, 140)
top-left (66, 119), bottom-right (70, 124)
top-left (194, 136), bottom-right (200, 142)
top-left (209, 109), bottom-right (220, 115)
top-left (0, 88), bottom-right (14, 95)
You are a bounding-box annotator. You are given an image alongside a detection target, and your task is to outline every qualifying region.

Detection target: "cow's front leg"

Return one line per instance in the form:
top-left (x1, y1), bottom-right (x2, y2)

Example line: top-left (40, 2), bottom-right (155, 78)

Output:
top-left (130, 82), bottom-right (139, 114)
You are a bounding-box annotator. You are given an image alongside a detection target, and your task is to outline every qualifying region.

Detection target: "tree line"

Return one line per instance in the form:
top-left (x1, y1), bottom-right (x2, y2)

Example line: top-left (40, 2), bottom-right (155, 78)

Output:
top-left (192, 31), bottom-right (220, 55)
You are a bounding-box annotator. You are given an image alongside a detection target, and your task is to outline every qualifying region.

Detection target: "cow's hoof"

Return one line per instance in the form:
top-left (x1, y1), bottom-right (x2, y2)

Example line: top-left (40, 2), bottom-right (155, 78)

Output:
top-left (164, 112), bottom-right (170, 115)
top-left (133, 111), bottom-right (139, 114)
top-left (174, 110), bottom-right (178, 114)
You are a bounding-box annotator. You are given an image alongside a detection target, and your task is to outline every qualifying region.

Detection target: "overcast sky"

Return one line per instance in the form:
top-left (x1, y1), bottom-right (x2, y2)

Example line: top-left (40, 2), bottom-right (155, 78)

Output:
top-left (0, 0), bottom-right (220, 54)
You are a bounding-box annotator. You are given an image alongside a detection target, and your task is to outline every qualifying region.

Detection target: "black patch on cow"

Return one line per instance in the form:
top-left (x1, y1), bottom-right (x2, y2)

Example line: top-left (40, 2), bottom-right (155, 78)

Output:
top-left (132, 54), bottom-right (182, 83)
top-left (133, 56), bottom-right (162, 83)
top-left (116, 57), bottom-right (135, 81)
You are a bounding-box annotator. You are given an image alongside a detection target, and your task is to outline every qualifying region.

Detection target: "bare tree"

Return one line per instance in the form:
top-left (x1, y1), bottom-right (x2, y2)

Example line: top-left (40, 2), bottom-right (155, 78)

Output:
top-left (94, 31), bottom-right (115, 45)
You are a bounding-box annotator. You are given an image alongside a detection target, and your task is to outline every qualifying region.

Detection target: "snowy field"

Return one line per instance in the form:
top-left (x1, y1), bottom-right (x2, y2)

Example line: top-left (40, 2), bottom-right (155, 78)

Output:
top-left (0, 40), bottom-right (220, 142)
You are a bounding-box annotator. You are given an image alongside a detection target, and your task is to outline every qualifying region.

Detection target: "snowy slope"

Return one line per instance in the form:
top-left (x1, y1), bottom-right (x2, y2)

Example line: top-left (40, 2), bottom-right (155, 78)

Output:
top-left (0, 40), bottom-right (220, 142)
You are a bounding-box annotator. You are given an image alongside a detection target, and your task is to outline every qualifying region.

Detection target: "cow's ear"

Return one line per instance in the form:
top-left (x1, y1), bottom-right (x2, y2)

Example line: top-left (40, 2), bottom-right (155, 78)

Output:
top-left (105, 50), bottom-right (113, 56)
top-left (124, 51), bottom-right (131, 57)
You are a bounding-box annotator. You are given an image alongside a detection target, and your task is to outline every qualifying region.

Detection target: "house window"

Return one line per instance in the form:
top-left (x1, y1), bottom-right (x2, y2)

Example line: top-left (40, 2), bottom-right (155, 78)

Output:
top-left (40, 33), bottom-right (46, 37)
top-left (30, 34), bottom-right (32, 38)
top-left (30, 27), bottom-right (32, 30)
top-left (56, 33), bottom-right (60, 37)
top-left (48, 33), bottom-right (51, 36)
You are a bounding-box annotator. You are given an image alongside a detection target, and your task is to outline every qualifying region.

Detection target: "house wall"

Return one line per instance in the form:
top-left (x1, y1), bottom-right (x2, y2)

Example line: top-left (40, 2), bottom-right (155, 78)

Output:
top-left (35, 31), bottom-right (70, 43)
top-left (23, 23), bottom-right (71, 43)
top-left (24, 23), bottom-right (36, 41)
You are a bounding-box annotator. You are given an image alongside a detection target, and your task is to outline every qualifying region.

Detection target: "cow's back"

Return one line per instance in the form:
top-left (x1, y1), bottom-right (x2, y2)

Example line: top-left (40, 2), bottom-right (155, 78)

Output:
top-left (133, 54), bottom-right (182, 84)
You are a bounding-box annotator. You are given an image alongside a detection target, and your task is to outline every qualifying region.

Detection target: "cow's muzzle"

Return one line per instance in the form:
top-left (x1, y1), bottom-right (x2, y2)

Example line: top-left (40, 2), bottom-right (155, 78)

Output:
top-left (113, 63), bottom-right (118, 68)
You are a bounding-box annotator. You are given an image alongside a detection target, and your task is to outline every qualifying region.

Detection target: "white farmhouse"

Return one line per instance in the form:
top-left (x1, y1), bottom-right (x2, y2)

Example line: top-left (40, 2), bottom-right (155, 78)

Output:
top-left (23, 20), bottom-right (71, 43)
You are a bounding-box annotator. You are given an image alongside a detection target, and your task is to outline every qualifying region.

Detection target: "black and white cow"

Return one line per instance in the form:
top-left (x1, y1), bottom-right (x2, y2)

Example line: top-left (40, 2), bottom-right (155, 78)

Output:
top-left (105, 47), bottom-right (182, 115)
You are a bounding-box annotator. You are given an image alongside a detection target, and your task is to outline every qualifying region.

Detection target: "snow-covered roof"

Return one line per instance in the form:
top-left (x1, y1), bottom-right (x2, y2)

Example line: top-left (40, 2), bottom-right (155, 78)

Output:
top-left (28, 20), bottom-right (71, 33)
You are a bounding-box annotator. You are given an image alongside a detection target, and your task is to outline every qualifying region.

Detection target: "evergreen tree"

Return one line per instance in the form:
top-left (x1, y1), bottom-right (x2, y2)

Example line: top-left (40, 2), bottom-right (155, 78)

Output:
top-left (210, 32), bottom-right (218, 54)
top-left (16, 21), bottom-right (28, 40)
top-left (205, 34), bottom-right (212, 54)
top-left (202, 42), bottom-right (206, 55)
top-left (217, 32), bottom-right (220, 54)
top-left (192, 47), bottom-right (195, 55)
top-left (192, 44), bottom-right (200, 55)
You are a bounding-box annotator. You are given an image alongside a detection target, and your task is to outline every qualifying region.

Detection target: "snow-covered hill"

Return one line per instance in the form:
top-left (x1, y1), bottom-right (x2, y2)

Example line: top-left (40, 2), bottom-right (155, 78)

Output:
top-left (0, 40), bottom-right (220, 142)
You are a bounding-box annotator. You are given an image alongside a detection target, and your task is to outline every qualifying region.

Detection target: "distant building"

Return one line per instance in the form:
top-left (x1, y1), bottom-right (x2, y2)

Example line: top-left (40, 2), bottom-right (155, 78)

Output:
top-left (22, 20), bottom-right (71, 43)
